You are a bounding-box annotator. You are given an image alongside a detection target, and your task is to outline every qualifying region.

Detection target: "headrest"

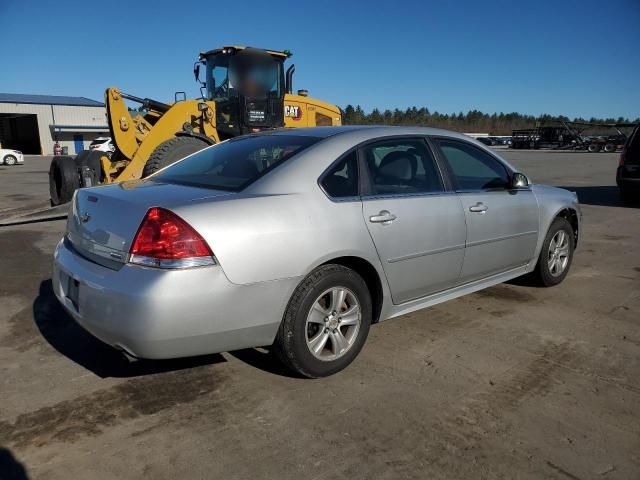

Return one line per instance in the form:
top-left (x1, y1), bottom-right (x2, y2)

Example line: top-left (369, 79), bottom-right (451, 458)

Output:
top-left (378, 151), bottom-right (416, 181)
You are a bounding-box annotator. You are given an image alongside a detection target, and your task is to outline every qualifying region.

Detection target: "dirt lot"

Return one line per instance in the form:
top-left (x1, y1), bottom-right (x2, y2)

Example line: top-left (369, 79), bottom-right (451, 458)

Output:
top-left (1, 151), bottom-right (638, 479)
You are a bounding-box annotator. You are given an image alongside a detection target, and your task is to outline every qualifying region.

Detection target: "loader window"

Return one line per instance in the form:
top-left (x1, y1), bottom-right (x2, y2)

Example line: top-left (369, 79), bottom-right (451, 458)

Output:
top-left (152, 135), bottom-right (320, 191)
top-left (210, 66), bottom-right (229, 99)
top-left (206, 52), bottom-right (282, 101)
top-left (315, 112), bottom-right (333, 127)
top-left (207, 56), bottom-right (231, 100)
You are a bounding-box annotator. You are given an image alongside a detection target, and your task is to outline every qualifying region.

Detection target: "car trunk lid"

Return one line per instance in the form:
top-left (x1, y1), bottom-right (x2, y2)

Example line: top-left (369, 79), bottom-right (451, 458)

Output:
top-left (66, 180), bottom-right (233, 269)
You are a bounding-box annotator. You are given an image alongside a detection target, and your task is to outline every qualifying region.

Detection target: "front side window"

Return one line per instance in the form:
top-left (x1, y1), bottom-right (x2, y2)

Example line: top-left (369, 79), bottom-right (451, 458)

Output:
top-left (321, 151), bottom-right (359, 198)
top-left (435, 139), bottom-right (510, 190)
top-left (362, 139), bottom-right (444, 195)
top-left (152, 135), bottom-right (320, 191)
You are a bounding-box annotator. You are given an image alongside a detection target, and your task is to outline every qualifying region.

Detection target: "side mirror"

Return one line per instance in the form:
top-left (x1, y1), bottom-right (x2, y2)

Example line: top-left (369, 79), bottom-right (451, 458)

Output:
top-left (511, 172), bottom-right (529, 189)
top-left (193, 62), bottom-right (205, 86)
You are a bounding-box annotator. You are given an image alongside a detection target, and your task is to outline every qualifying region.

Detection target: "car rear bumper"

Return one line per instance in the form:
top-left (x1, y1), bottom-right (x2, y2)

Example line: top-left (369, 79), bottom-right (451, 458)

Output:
top-left (53, 238), bottom-right (297, 359)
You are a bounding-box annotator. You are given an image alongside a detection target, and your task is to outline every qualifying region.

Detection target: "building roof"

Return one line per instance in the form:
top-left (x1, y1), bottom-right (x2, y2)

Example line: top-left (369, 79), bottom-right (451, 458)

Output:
top-left (0, 93), bottom-right (104, 107)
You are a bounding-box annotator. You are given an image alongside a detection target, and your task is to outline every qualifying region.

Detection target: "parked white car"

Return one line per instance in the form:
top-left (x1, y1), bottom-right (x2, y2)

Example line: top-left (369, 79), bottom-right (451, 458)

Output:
top-left (0, 149), bottom-right (24, 166)
top-left (89, 137), bottom-right (115, 153)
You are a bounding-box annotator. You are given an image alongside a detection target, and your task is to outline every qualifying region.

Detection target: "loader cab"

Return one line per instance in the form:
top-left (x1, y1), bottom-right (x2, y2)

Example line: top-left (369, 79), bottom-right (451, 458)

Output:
top-left (198, 46), bottom-right (289, 138)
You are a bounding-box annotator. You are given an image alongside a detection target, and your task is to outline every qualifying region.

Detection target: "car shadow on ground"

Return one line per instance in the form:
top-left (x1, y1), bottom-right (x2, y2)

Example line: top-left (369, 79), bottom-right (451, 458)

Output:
top-left (0, 448), bottom-right (29, 480)
top-left (560, 185), bottom-right (639, 208)
top-left (33, 280), bottom-right (226, 379)
top-left (228, 348), bottom-right (304, 379)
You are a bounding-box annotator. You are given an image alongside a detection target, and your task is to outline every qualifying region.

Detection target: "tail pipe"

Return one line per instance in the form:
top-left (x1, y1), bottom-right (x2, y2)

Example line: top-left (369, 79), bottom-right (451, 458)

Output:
top-left (120, 92), bottom-right (171, 114)
top-left (285, 64), bottom-right (295, 94)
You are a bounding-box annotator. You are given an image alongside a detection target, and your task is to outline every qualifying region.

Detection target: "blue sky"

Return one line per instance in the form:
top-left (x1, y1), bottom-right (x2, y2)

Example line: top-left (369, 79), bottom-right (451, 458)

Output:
top-left (1, 0), bottom-right (639, 119)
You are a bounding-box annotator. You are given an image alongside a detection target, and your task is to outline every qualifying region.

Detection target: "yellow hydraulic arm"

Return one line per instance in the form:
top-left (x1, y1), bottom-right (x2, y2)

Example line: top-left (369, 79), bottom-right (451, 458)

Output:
top-left (103, 87), bottom-right (219, 182)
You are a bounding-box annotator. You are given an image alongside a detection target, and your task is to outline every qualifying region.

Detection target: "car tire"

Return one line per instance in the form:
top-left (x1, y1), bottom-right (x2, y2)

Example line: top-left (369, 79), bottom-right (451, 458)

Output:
top-left (3, 155), bottom-right (17, 166)
top-left (274, 264), bottom-right (372, 378)
top-left (49, 156), bottom-right (80, 205)
top-left (603, 143), bottom-right (616, 153)
top-left (531, 217), bottom-right (574, 287)
top-left (142, 136), bottom-right (210, 178)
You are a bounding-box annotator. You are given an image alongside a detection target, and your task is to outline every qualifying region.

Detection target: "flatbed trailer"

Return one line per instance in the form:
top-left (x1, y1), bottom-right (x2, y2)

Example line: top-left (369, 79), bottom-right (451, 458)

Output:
top-left (511, 121), bottom-right (636, 152)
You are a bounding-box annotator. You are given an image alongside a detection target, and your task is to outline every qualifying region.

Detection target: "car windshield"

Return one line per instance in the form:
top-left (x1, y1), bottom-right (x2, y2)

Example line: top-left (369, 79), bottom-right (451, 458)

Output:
top-left (151, 135), bottom-right (320, 191)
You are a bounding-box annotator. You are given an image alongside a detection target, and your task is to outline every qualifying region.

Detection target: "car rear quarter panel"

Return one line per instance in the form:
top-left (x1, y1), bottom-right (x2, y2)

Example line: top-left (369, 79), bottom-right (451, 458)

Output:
top-left (173, 191), bottom-right (384, 286)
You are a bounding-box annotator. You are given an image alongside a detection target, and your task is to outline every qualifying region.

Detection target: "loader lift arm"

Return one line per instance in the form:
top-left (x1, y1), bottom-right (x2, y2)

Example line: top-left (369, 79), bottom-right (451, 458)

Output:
top-left (103, 87), bottom-right (219, 182)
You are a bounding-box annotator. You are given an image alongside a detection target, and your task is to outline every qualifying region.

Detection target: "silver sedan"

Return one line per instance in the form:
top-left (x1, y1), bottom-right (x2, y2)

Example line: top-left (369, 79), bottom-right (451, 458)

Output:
top-left (53, 126), bottom-right (580, 377)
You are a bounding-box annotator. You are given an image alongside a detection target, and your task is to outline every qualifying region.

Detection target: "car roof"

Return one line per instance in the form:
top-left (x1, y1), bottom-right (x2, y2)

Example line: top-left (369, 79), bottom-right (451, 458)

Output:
top-left (245, 125), bottom-right (520, 195)
top-left (266, 125), bottom-right (472, 142)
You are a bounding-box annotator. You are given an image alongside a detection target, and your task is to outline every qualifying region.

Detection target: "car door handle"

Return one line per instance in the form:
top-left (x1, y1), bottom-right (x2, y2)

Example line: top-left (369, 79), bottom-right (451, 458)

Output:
top-left (369, 210), bottom-right (397, 224)
top-left (469, 202), bottom-right (488, 213)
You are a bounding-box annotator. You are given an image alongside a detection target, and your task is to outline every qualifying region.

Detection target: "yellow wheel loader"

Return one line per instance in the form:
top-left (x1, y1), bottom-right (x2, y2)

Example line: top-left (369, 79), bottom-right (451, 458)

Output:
top-left (49, 46), bottom-right (342, 205)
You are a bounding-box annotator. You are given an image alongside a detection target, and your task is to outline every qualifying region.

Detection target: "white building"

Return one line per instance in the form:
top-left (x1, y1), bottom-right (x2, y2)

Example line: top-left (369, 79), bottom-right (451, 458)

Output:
top-left (0, 93), bottom-right (108, 155)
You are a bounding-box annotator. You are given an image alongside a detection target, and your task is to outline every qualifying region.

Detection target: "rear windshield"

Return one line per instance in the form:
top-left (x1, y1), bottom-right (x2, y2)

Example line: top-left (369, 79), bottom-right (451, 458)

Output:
top-left (625, 126), bottom-right (639, 158)
top-left (151, 134), bottom-right (320, 191)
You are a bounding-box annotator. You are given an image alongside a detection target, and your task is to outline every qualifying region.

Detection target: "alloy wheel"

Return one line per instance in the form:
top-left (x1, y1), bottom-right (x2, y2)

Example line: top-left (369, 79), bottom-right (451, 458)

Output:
top-left (305, 287), bottom-right (361, 361)
top-left (548, 230), bottom-right (570, 277)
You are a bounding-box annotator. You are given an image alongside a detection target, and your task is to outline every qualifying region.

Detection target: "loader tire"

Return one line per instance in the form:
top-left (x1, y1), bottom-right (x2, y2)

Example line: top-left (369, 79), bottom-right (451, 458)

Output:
top-left (49, 156), bottom-right (79, 206)
top-left (142, 136), bottom-right (210, 178)
top-left (74, 150), bottom-right (91, 166)
top-left (78, 150), bottom-right (105, 186)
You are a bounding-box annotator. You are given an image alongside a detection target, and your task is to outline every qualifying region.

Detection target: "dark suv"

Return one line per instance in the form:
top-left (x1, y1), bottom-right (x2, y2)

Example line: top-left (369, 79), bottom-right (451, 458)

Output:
top-left (617, 125), bottom-right (640, 202)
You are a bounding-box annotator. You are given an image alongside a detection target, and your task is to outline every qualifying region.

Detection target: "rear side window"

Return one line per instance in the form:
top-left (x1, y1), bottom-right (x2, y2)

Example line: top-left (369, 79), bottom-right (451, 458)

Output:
top-left (152, 135), bottom-right (320, 191)
top-left (321, 151), bottom-right (359, 198)
top-left (362, 139), bottom-right (444, 195)
top-left (435, 139), bottom-right (509, 190)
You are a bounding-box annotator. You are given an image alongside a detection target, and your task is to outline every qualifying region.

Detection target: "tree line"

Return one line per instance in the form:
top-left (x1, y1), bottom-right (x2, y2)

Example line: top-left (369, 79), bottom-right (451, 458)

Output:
top-left (341, 105), bottom-right (639, 135)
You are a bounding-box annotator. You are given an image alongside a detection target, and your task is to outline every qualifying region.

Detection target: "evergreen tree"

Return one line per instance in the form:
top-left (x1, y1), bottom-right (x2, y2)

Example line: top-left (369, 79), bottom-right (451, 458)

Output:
top-left (340, 105), bottom-right (636, 135)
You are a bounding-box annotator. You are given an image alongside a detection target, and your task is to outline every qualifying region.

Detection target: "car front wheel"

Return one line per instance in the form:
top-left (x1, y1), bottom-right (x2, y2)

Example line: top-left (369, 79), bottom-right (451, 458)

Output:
top-left (532, 217), bottom-right (575, 287)
top-left (274, 264), bottom-right (372, 378)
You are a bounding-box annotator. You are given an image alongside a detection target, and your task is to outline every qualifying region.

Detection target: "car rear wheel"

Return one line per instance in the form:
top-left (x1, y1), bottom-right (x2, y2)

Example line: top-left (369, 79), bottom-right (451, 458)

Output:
top-left (3, 155), bottom-right (17, 166)
top-left (274, 264), bottom-right (372, 378)
top-left (604, 143), bottom-right (616, 153)
top-left (532, 217), bottom-right (574, 287)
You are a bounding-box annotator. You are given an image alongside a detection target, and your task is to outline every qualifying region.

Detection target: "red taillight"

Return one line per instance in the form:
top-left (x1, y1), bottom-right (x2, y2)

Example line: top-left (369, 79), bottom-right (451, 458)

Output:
top-left (129, 207), bottom-right (214, 268)
top-left (619, 152), bottom-right (625, 166)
